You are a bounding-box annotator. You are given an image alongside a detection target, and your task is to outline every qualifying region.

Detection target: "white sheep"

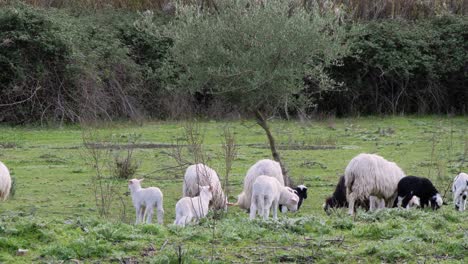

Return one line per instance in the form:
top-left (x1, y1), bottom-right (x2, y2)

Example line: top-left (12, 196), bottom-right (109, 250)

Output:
top-left (452, 172), bottom-right (468, 211)
top-left (174, 185), bottom-right (213, 227)
top-left (250, 175), bottom-right (299, 220)
top-left (0, 161), bottom-right (12, 201)
top-left (128, 179), bottom-right (164, 225)
top-left (345, 153), bottom-right (405, 215)
top-left (237, 159), bottom-right (284, 210)
top-left (183, 164), bottom-right (226, 210)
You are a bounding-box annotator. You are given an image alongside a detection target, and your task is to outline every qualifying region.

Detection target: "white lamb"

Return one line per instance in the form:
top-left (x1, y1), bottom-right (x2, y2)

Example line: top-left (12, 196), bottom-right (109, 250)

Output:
top-left (250, 175), bottom-right (299, 220)
top-left (183, 164), bottom-right (226, 210)
top-left (174, 185), bottom-right (213, 227)
top-left (237, 159), bottom-right (284, 210)
top-left (128, 179), bottom-right (164, 225)
top-left (452, 172), bottom-right (468, 211)
top-left (345, 153), bottom-right (405, 215)
top-left (0, 161), bottom-right (12, 201)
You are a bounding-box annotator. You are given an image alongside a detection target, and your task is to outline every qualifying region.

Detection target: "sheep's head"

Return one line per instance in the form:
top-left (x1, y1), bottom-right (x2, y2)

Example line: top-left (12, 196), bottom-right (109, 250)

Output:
top-left (128, 178), bottom-right (143, 190)
top-left (430, 193), bottom-right (443, 210)
top-left (199, 185), bottom-right (213, 201)
top-left (282, 188), bottom-right (299, 212)
top-left (323, 197), bottom-right (337, 213)
top-left (294, 185), bottom-right (308, 210)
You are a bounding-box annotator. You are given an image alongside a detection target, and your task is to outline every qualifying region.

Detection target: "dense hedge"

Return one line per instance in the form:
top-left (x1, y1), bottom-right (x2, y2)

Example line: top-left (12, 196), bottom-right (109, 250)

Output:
top-left (0, 4), bottom-right (466, 124)
top-left (319, 16), bottom-right (468, 115)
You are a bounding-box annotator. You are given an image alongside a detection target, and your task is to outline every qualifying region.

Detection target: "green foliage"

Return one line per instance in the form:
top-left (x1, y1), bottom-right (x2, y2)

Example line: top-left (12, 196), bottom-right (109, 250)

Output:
top-left (324, 15), bottom-right (468, 115)
top-left (162, 0), bottom-right (350, 114)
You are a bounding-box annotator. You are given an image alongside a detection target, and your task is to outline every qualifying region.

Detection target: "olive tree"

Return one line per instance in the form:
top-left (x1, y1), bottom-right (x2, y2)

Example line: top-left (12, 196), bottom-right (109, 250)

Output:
top-left (162, 0), bottom-right (349, 185)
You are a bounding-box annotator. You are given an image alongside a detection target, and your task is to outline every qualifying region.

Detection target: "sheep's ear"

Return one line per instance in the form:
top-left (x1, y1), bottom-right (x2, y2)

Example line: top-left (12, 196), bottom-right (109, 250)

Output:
top-left (128, 180), bottom-right (133, 184)
top-left (139, 178), bottom-right (144, 182)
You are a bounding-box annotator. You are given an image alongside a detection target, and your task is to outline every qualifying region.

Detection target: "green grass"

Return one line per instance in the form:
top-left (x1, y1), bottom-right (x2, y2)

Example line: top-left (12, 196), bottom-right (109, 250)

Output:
top-left (0, 117), bottom-right (467, 263)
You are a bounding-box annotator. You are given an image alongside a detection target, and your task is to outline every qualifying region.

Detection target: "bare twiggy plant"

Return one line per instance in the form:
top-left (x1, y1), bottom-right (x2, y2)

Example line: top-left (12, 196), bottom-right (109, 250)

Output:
top-left (221, 126), bottom-right (238, 200)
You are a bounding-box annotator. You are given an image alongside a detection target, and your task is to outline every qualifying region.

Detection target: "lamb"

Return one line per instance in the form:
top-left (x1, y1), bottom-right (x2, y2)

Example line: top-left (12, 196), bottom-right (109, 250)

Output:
top-left (345, 153), bottom-right (405, 215)
top-left (250, 175), bottom-right (299, 220)
top-left (183, 164), bottom-right (226, 210)
top-left (452, 172), bottom-right (468, 211)
top-left (237, 159), bottom-right (285, 210)
top-left (0, 161), bottom-right (12, 201)
top-left (128, 179), bottom-right (164, 225)
top-left (395, 176), bottom-right (443, 210)
top-left (174, 185), bottom-right (213, 227)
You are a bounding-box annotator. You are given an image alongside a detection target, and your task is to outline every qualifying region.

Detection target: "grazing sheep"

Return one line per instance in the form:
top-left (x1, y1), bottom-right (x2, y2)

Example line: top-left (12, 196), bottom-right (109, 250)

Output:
top-left (128, 179), bottom-right (164, 224)
top-left (250, 176), bottom-right (299, 220)
top-left (0, 161), bottom-right (12, 201)
top-left (396, 176), bottom-right (443, 210)
top-left (183, 164), bottom-right (226, 210)
top-left (237, 159), bottom-right (285, 210)
top-left (323, 175), bottom-right (384, 213)
top-left (345, 153), bottom-right (405, 215)
top-left (174, 185), bottom-right (213, 227)
top-left (452, 172), bottom-right (468, 211)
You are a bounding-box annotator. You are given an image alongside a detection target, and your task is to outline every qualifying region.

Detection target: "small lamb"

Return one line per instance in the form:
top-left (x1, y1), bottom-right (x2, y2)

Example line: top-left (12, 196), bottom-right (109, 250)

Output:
top-left (128, 179), bottom-right (164, 225)
top-left (250, 175), bottom-right (299, 220)
top-left (452, 172), bottom-right (468, 211)
top-left (174, 185), bottom-right (213, 227)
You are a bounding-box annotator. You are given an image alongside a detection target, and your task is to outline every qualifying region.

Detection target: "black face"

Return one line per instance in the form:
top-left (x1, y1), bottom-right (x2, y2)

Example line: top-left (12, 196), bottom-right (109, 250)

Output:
top-left (430, 197), bottom-right (440, 210)
top-left (324, 197), bottom-right (336, 212)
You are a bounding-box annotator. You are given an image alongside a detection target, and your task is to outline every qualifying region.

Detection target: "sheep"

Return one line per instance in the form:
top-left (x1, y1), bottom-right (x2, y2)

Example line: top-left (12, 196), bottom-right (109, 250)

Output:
top-left (0, 161), bottom-right (12, 201)
top-left (345, 153), bottom-right (405, 215)
top-left (174, 185), bottom-right (213, 227)
top-left (128, 179), bottom-right (164, 225)
top-left (452, 172), bottom-right (468, 211)
top-left (250, 175), bottom-right (299, 220)
top-left (395, 176), bottom-right (443, 210)
top-left (323, 175), bottom-right (385, 213)
top-left (183, 164), bottom-right (226, 210)
top-left (237, 159), bottom-right (285, 210)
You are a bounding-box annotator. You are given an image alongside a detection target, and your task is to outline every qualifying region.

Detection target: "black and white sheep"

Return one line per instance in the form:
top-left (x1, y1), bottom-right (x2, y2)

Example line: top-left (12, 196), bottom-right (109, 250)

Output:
top-left (396, 176), bottom-right (443, 210)
top-left (452, 172), bottom-right (468, 211)
top-left (345, 153), bottom-right (405, 215)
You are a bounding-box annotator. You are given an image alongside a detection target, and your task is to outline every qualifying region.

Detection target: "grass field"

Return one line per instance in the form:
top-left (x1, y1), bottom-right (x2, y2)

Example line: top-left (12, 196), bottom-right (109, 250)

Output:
top-left (0, 117), bottom-right (467, 263)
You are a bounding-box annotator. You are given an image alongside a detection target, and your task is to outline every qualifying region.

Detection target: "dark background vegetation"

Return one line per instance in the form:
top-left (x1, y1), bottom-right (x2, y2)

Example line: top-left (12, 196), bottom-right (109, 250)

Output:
top-left (0, 0), bottom-right (467, 124)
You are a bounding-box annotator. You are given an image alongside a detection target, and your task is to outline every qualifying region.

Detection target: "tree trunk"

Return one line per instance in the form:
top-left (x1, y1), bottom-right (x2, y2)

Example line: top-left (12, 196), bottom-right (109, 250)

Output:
top-left (254, 110), bottom-right (292, 187)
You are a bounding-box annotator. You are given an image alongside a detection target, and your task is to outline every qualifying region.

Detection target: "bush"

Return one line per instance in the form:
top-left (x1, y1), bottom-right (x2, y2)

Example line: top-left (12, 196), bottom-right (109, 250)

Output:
top-left (320, 15), bottom-right (468, 115)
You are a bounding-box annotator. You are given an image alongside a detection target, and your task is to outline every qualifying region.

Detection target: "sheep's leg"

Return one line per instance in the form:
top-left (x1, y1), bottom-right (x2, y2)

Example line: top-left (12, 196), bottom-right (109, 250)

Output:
top-left (347, 192), bottom-right (357, 215)
top-left (385, 194), bottom-right (397, 208)
top-left (397, 196), bottom-right (404, 208)
top-left (263, 197), bottom-right (271, 220)
top-left (156, 202), bottom-right (164, 225)
top-left (257, 195), bottom-right (265, 220)
top-left (400, 195), bottom-right (412, 209)
top-left (146, 206), bottom-right (154, 224)
top-left (461, 197), bottom-right (466, 211)
top-left (250, 196), bottom-right (258, 220)
top-left (369, 196), bottom-right (376, 211)
top-left (135, 206), bottom-right (141, 224)
top-left (139, 206), bottom-right (146, 223)
top-left (272, 199), bottom-right (278, 220)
